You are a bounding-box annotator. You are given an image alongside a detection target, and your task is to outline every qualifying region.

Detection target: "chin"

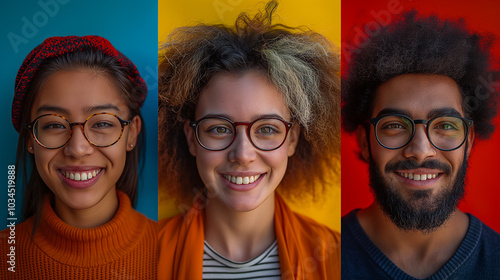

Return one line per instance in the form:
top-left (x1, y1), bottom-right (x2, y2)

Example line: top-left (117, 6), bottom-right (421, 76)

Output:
top-left (221, 195), bottom-right (266, 213)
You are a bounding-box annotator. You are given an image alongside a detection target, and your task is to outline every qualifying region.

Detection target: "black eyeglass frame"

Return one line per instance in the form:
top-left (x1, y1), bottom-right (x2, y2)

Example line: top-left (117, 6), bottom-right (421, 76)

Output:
top-left (190, 116), bottom-right (293, 151)
top-left (370, 113), bottom-right (474, 151)
top-left (26, 112), bottom-right (132, 149)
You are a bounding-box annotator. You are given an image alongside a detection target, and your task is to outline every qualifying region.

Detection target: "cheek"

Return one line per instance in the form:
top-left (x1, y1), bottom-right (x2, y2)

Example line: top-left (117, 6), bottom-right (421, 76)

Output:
top-left (194, 148), bottom-right (223, 181)
top-left (33, 149), bottom-right (59, 178)
top-left (102, 145), bottom-right (128, 171)
top-left (369, 138), bottom-right (394, 173)
top-left (267, 148), bottom-right (289, 178)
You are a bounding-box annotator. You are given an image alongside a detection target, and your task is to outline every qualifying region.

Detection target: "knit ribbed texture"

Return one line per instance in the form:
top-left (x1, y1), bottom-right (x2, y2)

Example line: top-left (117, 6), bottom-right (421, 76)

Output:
top-left (1, 191), bottom-right (158, 279)
top-left (341, 209), bottom-right (500, 279)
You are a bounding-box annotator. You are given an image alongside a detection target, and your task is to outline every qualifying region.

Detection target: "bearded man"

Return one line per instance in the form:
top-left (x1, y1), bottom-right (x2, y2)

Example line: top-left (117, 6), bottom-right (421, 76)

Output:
top-left (341, 11), bottom-right (500, 279)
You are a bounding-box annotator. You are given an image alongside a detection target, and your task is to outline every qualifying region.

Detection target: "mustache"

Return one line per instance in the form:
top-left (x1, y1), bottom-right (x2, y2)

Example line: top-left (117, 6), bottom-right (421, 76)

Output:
top-left (385, 160), bottom-right (452, 174)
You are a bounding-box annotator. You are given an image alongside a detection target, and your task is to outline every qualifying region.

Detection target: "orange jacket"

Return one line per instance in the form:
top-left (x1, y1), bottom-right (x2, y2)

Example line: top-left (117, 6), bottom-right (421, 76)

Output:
top-left (158, 194), bottom-right (340, 279)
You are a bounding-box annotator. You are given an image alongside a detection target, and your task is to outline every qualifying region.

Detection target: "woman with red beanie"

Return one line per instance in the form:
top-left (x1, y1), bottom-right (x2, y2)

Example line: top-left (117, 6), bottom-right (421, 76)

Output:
top-left (1, 35), bottom-right (157, 279)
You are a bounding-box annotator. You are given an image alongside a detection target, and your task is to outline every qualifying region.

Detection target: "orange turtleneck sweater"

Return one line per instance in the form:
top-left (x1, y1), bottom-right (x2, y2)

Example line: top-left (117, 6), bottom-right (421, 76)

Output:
top-left (0, 191), bottom-right (158, 279)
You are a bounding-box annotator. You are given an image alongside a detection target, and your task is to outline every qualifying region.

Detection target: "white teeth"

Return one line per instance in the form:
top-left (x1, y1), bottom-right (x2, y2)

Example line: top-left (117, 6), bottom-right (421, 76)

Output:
top-left (398, 172), bottom-right (438, 181)
top-left (224, 174), bottom-right (261, 185)
top-left (62, 169), bottom-right (101, 181)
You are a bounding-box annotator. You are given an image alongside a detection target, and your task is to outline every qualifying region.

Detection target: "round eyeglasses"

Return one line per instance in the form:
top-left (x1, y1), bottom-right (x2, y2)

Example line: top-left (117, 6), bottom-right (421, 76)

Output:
top-left (190, 116), bottom-right (293, 151)
top-left (26, 113), bottom-right (132, 149)
top-left (370, 114), bottom-right (474, 151)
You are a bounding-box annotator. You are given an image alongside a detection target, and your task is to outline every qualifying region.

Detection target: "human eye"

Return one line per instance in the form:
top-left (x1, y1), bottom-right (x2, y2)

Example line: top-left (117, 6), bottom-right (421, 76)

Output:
top-left (206, 125), bottom-right (233, 136)
top-left (256, 125), bottom-right (279, 135)
top-left (434, 122), bottom-right (458, 131)
top-left (377, 116), bottom-right (411, 137)
top-left (38, 117), bottom-right (67, 132)
top-left (92, 121), bottom-right (116, 129)
top-left (383, 123), bottom-right (405, 129)
top-left (42, 122), bottom-right (66, 130)
top-left (380, 121), bottom-right (408, 131)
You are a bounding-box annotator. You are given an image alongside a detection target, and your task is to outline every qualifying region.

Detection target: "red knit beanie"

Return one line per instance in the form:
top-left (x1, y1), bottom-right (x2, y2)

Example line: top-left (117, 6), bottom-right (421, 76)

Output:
top-left (12, 35), bottom-right (147, 132)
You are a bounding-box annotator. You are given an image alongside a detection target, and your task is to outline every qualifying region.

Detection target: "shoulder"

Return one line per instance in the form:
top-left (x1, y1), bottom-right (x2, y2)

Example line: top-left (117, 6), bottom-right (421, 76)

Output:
top-left (341, 209), bottom-right (360, 225)
top-left (158, 206), bottom-right (203, 244)
top-left (285, 207), bottom-right (340, 240)
top-left (276, 198), bottom-right (340, 258)
top-left (130, 208), bottom-right (158, 233)
top-left (478, 219), bottom-right (500, 243)
top-left (472, 215), bottom-right (500, 253)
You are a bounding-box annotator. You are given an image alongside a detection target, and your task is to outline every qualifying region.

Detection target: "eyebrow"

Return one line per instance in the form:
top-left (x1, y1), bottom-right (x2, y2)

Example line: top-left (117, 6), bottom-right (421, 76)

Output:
top-left (200, 113), bottom-right (288, 121)
top-left (36, 104), bottom-right (121, 116)
top-left (375, 107), bottom-right (463, 119)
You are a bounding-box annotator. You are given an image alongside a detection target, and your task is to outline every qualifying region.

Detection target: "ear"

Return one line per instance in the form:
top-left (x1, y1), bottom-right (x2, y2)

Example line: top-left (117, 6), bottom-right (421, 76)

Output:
top-left (183, 121), bottom-right (197, 156)
top-left (466, 127), bottom-right (475, 157)
top-left (27, 138), bottom-right (34, 154)
top-left (287, 124), bottom-right (301, 157)
top-left (126, 115), bottom-right (142, 151)
top-left (356, 126), bottom-right (370, 162)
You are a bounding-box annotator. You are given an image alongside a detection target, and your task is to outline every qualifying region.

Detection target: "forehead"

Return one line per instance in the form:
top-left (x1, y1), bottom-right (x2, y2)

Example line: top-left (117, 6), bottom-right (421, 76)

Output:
top-left (372, 74), bottom-right (464, 118)
top-left (31, 70), bottom-right (128, 118)
top-left (195, 71), bottom-right (290, 120)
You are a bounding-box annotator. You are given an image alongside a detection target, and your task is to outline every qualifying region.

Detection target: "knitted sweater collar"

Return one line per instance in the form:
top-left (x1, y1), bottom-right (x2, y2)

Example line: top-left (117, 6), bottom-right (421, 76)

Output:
top-left (33, 191), bottom-right (145, 267)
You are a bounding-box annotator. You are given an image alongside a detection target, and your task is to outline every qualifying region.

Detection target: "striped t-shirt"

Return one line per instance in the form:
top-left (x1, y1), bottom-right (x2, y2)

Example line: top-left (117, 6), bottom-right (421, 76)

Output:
top-left (202, 240), bottom-right (281, 279)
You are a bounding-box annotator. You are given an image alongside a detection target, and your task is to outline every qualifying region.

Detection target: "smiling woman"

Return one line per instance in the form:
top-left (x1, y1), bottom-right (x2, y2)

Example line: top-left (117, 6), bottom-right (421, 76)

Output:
top-left (158, 1), bottom-right (341, 279)
top-left (0, 36), bottom-right (157, 279)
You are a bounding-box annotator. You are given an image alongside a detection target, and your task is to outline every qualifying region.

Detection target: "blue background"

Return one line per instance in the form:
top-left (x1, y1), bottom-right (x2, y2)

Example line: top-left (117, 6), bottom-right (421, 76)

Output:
top-left (0, 0), bottom-right (158, 229)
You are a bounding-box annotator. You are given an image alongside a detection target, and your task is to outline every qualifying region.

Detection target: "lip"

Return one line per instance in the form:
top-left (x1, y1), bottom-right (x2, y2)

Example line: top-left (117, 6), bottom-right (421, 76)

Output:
top-left (57, 166), bottom-right (104, 189)
top-left (219, 172), bottom-right (266, 192)
top-left (394, 168), bottom-right (444, 189)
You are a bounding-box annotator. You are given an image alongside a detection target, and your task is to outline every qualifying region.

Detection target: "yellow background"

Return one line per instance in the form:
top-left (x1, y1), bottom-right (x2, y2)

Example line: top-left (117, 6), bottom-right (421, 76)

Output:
top-left (158, 0), bottom-right (341, 232)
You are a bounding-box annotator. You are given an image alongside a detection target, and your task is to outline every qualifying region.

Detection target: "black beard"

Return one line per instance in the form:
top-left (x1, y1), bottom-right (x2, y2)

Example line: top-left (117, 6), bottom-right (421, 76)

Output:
top-left (368, 152), bottom-right (468, 233)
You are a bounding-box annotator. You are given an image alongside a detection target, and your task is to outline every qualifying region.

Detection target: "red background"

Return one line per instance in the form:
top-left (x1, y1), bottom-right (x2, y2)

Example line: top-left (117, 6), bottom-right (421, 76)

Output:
top-left (341, 0), bottom-right (500, 233)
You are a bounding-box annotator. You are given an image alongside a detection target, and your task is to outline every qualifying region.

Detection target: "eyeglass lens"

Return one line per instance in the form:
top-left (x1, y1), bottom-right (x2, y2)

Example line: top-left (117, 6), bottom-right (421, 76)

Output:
top-left (375, 115), bottom-right (467, 150)
top-left (195, 117), bottom-right (288, 150)
top-left (33, 114), bottom-right (124, 148)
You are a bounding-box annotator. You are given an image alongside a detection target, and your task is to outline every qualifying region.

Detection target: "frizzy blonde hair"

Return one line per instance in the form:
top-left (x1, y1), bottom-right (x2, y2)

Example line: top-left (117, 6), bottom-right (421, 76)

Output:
top-left (158, 0), bottom-right (340, 205)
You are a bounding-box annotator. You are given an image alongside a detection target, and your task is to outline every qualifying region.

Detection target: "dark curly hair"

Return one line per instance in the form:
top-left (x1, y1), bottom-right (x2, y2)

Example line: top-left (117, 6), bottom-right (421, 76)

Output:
top-left (342, 10), bottom-right (500, 139)
top-left (158, 0), bottom-right (340, 206)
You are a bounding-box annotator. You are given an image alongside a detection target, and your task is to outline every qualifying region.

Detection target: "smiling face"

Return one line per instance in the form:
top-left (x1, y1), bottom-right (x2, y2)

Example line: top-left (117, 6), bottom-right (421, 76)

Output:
top-left (358, 74), bottom-right (474, 231)
top-left (185, 71), bottom-right (300, 212)
top-left (28, 70), bottom-right (140, 218)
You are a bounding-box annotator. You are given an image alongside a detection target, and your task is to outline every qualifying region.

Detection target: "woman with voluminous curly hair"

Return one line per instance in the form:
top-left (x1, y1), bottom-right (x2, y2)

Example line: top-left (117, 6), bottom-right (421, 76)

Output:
top-left (158, 1), bottom-right (341, 279)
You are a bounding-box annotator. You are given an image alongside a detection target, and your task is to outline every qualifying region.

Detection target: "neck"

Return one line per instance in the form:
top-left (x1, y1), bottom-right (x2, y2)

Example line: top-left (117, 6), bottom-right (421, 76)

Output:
top-left (358, 202), bottom-right (469, 278)
top-left (204, 194), bottom-right (276, 262)
top-left (53, 188), bottom-right (119, 228)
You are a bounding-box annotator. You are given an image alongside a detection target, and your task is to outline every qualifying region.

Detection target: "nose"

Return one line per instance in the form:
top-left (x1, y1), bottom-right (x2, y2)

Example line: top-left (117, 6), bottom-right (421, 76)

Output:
top-left (402, 125), bottom-right (436, 161)
top-left (227, 126), bottom-right (257, 165)
top-left (63, 125), bottom-right (94, 158)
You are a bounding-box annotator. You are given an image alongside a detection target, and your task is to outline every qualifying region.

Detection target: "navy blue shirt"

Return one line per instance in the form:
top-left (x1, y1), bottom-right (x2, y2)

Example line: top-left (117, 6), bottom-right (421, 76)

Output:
top-left (342, 210), bottom-right (500, 279)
